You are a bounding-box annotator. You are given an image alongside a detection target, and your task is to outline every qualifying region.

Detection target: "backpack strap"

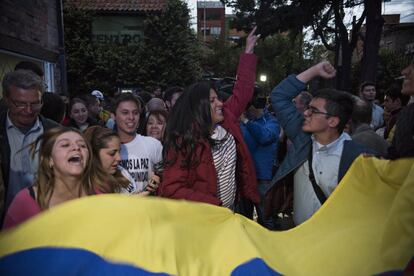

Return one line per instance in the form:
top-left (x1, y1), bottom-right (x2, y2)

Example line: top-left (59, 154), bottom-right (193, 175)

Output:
top-left (308, 149), bottom-right (327, 204)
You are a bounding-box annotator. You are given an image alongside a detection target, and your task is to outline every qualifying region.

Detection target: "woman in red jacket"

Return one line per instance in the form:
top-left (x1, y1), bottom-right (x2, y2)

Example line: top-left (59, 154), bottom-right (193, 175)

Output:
top-left (159, 28), bottom-right (260, 209)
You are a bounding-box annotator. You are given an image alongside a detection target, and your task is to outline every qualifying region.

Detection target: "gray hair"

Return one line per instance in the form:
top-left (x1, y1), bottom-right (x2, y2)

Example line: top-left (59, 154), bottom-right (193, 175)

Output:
top-left (351, 96), bottom-right (372, 125)
top-left (297, 91), bottom-right (313, 107)
top-left (2, 69), bottom-right (44, 97)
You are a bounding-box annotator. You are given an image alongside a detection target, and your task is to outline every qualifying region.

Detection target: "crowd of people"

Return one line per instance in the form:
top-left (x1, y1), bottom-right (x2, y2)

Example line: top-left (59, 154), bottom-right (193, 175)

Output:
top-left (0, 27), bottom-right (413, 231)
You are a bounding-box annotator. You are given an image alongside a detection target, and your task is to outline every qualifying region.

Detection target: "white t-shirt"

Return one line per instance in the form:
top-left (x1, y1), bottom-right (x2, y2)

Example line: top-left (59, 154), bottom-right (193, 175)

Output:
top-left (119, 135), bottom-right (163, 192)
top-left (118, 166), bottom-right (138, 194)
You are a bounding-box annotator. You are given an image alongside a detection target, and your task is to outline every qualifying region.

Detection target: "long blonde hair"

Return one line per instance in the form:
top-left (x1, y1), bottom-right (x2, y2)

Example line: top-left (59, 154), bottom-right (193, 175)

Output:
top-left (32, 127), bottom-right (94, 209)
top-left (83, 126), bottom-right (130, 193)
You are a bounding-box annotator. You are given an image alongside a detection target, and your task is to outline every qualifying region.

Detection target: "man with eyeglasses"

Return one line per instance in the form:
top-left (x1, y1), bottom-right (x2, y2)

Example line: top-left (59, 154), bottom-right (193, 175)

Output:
top-left (0, 70), bottom-right (59, 220)
top-left (265, 61), bottom-right (374, 226)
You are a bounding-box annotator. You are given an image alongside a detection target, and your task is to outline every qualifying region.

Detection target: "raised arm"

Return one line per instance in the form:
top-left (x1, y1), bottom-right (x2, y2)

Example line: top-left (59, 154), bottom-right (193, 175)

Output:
top-left (225, 27), bottom-right (260, 118)
top-left (245, 26), bottom-right (260, 54)
top-left (297, 61), bottom-right (336, 83)
top-left (271, 61), bottom-right (336, 143)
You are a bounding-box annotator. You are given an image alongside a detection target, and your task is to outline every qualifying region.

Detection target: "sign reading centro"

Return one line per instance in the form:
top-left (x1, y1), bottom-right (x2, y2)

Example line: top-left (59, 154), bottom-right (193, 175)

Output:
top-left (92, 32), bottom-right (143, 45)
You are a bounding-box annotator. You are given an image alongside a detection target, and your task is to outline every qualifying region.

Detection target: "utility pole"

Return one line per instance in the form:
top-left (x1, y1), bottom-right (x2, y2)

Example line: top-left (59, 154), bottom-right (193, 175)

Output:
top-left (203, 0), bottom-right (206, 42)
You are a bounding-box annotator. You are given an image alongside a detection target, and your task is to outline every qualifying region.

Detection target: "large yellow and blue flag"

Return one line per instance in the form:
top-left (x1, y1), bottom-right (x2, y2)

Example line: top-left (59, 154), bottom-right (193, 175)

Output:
top-left (0, 156), bottom-right (413, 275)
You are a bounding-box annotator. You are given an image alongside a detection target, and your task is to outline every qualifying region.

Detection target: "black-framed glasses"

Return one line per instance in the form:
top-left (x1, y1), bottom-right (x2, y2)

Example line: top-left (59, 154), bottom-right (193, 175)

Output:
top-left (9, 98), bottom-right (43, 111)
top-left (304, 106), bottom-right (332, 116)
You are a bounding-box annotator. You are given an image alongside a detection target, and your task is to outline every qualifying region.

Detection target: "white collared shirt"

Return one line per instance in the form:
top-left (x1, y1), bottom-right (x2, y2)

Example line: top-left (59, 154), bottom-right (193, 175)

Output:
top-left (293, 132), bottom-right (351, 225)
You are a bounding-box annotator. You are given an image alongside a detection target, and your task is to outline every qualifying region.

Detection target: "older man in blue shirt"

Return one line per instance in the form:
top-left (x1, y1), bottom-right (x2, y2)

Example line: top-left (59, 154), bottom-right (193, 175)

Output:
top-left (0, 70), bottom-right (59, 220)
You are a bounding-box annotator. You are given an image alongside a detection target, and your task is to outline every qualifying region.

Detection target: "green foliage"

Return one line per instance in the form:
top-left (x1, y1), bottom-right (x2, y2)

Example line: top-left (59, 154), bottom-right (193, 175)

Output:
top-left (224, 0), bottom-right (329, 39)
top-left (63, 4), bottom-right (95, 96)
top-left (63, 0), bottom-right (201, 97)
top-left (255, 34), bottom-right (310, 91)
top-left (143, 0), bottom-right (202, 90)
top-left (223, 0), bottom-right (371, 91)
top-left (201, 39), bottom-right (242, 78)
top-left (350, 49), bottom-right (412, 98)
top-left (201, 33), bottom-right (310, 94)
top-left (376, 49), bottom-right (412, 95)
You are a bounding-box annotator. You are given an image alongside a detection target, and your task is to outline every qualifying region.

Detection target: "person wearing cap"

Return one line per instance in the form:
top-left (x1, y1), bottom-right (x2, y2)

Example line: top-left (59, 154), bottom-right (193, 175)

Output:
top-left (90, 90), bottom-right (112, 126)
top-left (91, 90), bottom-right (104, 101)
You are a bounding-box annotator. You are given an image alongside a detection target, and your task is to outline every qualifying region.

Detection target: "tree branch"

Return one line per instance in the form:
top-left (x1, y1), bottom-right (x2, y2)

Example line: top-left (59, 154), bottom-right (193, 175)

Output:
top-left (312, 23), bottom-right (335, 51)
top-left (350, 9), bottom-right (366, 49)
top-left (333, 0), bottom-right (349, 45)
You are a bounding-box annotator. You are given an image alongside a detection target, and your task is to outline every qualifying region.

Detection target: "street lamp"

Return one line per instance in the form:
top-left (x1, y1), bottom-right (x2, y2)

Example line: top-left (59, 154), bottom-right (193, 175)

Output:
top-left (260, 74), bottom-right (267, 82)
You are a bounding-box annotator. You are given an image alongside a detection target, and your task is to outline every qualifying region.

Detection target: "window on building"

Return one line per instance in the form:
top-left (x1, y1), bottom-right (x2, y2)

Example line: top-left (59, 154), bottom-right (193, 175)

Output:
top-left (43, 62), bottom-right (55, 93)
top-left (206, 11), bottom-right (221, 20)
top-left (210, 27), bottom-right (221, 36)
top-left (0, 50), bottom-right (56, 96)
top-left (199, 10), bottom-right (221, 21)
top-left (200, 28), bottom-right (211, 36)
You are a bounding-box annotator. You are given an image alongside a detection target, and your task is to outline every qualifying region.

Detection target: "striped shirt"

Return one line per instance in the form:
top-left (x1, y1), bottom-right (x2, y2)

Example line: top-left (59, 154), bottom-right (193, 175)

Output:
top-left (211, 125), bottom-right (237, 208)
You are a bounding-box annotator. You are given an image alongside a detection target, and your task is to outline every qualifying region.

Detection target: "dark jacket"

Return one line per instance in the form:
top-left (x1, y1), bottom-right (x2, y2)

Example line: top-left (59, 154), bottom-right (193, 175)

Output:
top-left (159, 54), bottom-right (260, 205)
top-left (0, 110), bottom-right (59, 218)
top-left (351, 123), bottom-right (389, 157)
top-left (388, 103), bottom-right (414, 159)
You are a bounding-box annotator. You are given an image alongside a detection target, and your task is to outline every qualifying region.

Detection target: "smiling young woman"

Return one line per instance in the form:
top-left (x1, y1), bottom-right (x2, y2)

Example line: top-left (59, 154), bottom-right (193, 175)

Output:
top-left (65, 98), bottom-right (98, 132)
top-left (3, 127), bottom-right (97, 229)
top-left (159, 28), bottom-right (261, 210)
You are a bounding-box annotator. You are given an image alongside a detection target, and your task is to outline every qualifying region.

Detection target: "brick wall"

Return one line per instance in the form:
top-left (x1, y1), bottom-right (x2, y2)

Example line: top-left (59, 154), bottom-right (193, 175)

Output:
top-left (0, 0), bottom-right (59, 55)
top-left (0, 0), bottom-right (65, 95)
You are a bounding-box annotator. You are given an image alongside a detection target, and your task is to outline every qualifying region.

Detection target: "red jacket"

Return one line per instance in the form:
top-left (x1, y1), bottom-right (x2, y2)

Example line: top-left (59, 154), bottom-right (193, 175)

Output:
top-left (159, 53), bottom-right (260, 205)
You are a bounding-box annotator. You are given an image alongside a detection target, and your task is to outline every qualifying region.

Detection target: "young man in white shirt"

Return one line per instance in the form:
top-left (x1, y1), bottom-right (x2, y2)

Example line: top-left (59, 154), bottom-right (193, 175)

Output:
top-left (266, 62), bottom-right (374, 225)
top-left (113, 93), bottom-right (163, 192)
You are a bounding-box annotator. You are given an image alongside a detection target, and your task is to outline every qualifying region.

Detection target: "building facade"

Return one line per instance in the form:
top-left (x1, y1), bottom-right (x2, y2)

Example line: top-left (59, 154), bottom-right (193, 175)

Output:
top-left (67, 0), bottom-right (166, 47)
top-left (380, 14), bottom-right (414, 55)
top-left (0, 0), bottom-right (66, 96)
top-left (353, 14), bottom-right (414, 63)
top-left (197, 1), bottom-right (225, 42)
